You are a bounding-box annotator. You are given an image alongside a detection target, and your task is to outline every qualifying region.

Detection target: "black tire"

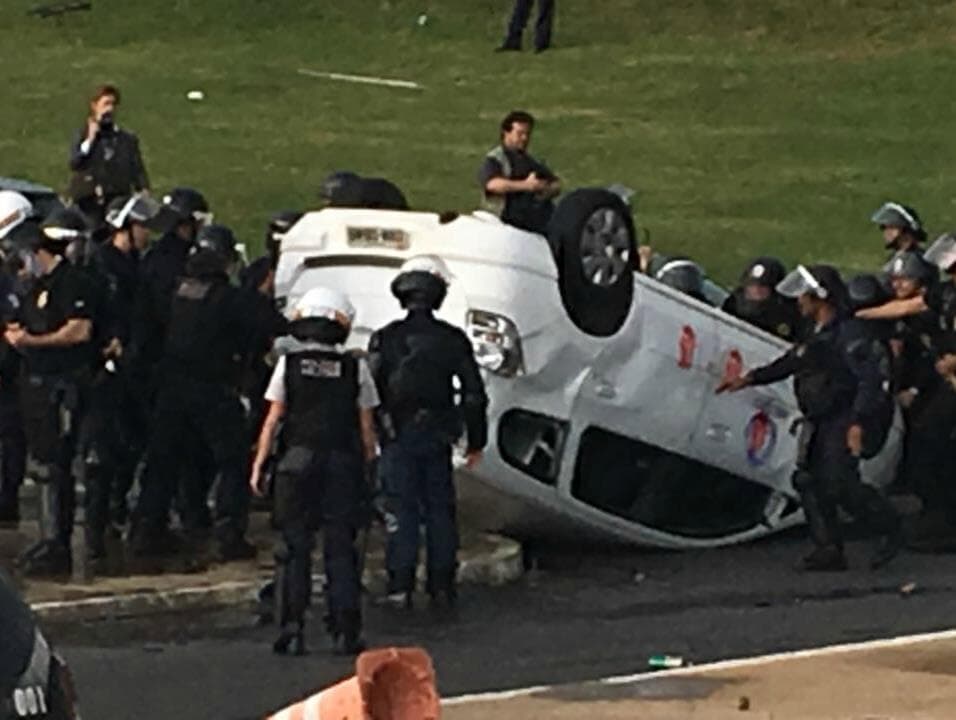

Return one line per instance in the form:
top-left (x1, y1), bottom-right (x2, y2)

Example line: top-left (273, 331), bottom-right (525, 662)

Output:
top-left (548, 188), bottom-right (637, 337)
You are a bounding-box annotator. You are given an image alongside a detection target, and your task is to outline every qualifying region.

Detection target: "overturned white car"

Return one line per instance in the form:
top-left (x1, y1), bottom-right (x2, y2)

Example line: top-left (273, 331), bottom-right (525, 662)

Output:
top-left (274, 189), bottom-right (902, 549)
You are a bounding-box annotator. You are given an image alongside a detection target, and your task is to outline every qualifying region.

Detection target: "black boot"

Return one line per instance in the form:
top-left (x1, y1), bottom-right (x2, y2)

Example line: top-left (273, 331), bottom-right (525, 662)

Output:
top-left (128, 521), bottom-right (182, 558)
top-left (331, 610), bottom-right (365, 656)
top-left (215, 531), bottom-right (257, 562)
top-left (796, 545), bottom-right (848, 572)
top-left (18, 540), bottom-right (72, 578)
top-left (870, 526), bottom-right (904, 569)
top-left (273, 623), bottom-right (306, 656)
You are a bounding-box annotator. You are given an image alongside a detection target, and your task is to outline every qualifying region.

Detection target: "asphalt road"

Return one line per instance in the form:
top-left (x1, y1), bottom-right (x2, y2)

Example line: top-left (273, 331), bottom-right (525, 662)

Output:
top-left (50, 532), bottom-right (956, 720)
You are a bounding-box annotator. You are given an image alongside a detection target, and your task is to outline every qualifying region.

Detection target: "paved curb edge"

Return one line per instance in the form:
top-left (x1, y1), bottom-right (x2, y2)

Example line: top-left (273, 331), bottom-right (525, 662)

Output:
top-left (30, 535), bottom-right (523, 623)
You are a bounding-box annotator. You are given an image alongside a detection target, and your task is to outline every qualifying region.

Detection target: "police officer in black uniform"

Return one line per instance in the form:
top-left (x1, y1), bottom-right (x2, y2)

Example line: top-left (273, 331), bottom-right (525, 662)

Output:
top-left (718, 264), bottom-right (901, 571)
top-left (131, 188), bottom-right (215, 535)
top-left (131, 187), bottom-right (210, 375)
top-left (722, 257), bottom-right (802, 341)
top-left (0, 192), bottom-right (35, 526)
top-left (79, 196), bottom-right (163, 562)
top-left (5, 208), bottom-right (95, 577)
top-left (858, 234), bottom-right (956, 547)
top-left (885, 252), bottom-right (939, 416)
top-left (871, 202), bottom-right (927, 256)
top-left (369, 256), bottom-right (488, 607)
top-left (250, 287), bottom-right (379, 656)
top-left (131, 224), bottom-right (264, 562)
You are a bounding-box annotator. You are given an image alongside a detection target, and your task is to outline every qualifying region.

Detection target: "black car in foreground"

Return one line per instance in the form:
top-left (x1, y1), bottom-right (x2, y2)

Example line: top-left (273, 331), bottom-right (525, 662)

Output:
top-left (1, 571), bottom-right (79, 719)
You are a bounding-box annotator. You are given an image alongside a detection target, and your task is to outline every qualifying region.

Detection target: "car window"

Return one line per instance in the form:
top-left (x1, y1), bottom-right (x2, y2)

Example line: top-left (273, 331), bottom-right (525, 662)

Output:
top-left (0, 570), bottom-right (37, 695)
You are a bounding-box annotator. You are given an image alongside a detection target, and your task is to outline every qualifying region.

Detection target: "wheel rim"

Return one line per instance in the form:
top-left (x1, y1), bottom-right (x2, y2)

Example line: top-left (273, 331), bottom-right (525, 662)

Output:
top-left (579, 207), bottom-right (632, 287)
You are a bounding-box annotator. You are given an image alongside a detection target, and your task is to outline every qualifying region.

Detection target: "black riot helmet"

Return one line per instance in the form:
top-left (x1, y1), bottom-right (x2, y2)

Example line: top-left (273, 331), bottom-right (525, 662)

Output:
top-left (390, 255), bottom-right (451, 310)
top-left (320, 171), bottom-right (363, 206)
top-left (105, 194), bottom-right (165, 232)
top-left (39, 207), bottom-right (90, 256)
top-left (740, 257), bottom-right (787, 289)
top-left (189, 223), bottom-right (239, 276)
top-left (870, 201), bottom-right (927, 249)
top-left (265, 209), bottom-right (302, 266)
top-left (847, 273), bottom-right (892, 312)
top-left (777, 263), bottom-right (850, 313)
top-left (163, 187), bottom-right (212, 225)
top-left (885, 250), bottom-right (937, 287)
top-left (653, 257), bottom-right (706, 302)
top-left (194, 224), bottom-right (239, 262)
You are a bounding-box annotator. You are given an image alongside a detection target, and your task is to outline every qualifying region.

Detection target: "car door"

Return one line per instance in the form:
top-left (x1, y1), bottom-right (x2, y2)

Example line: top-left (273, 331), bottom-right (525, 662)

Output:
top-left (691, 317), bottom-right (800, 492)
top-left (578, 279), bottom-right (720, 459)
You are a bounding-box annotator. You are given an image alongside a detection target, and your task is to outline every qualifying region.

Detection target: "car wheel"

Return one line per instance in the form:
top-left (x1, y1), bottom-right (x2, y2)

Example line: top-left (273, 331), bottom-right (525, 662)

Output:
top-left (548, 188), bottom-right (637, 337)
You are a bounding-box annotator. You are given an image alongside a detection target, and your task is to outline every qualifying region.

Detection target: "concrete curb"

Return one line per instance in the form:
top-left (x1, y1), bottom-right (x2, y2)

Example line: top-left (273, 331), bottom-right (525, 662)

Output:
top-left (30, 534), bottom-right (523, 623)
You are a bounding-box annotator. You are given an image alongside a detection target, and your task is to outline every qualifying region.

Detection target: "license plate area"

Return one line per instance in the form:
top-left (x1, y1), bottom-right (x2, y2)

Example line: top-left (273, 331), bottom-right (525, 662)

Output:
top-left (346, 226), bottom-right (410, 250)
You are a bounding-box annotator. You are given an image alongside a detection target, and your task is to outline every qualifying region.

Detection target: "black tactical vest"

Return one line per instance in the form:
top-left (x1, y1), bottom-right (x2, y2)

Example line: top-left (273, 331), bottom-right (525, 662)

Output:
top-left (792, 325), bottom-right (858, 419)
top-left (283, 349), bottom-right (361, 452)
top-left (163, 275), bottom-right (238, 383)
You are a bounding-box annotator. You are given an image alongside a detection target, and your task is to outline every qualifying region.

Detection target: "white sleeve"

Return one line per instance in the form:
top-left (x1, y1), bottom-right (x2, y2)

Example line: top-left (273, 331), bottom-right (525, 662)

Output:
top-left (263, 356), bottom-right (287, 403)
top-left (357, 358), bottom-right (380, 409)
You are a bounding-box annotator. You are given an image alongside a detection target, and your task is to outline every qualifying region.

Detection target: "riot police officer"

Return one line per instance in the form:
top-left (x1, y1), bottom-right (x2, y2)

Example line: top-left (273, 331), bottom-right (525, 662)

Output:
top-left (722, 257), bottom-right (802, 341)
top-left (871, 202), bottom-right (927, 255)
top-left (4, 208), bottom-right (96, 576)
top-left (885, 252), bottom-right (939, 413)
top-left (131, 224), bottom-right (263, 562)
top-left (0, 192), bottom-right (35, 526)
top-left (858, 234), bottom-right (956, 547)
top-left (250, 287), bottom-right (378, 656)
top-left (369, 256), bottom-right (488, 607)
top-left (131, 187), bottom-right (210, 373)
top-left (718, 264), bottom-right (901, 571)
top-left (79, 195), bottom-right (163, 561)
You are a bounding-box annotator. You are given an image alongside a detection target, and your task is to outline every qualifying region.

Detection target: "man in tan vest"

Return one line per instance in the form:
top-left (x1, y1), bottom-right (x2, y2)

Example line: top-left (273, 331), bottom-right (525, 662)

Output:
top-left (477, 110), bottom-right (561, 234)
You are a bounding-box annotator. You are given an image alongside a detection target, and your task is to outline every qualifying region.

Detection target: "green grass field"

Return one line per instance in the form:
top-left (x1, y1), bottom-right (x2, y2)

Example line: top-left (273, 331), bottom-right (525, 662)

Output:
top-left (4, 0), bottom-right (956, 281)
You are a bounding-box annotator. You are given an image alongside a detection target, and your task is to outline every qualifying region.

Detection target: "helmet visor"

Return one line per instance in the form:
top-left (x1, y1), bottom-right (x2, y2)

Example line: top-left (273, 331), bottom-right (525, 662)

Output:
top-left (924, 234), bottom-right (956, 272)
top-left (776, 265), bottom-right (828, 299)
top-left (107, 195), bottom-right (165, 230)
top-left (870, 202), bottom-right (917, 231)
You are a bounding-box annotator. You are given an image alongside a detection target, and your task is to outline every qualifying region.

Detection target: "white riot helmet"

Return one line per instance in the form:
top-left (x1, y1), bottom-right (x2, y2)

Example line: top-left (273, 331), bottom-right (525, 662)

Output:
top-left (0, 191), bottom-right (33, 241)
top-left (289, 286), bottom-right (355, 346)
top-left (391, 254), bottom-right (452, 310)
top-left (294, 286), bottom-right (356, 326)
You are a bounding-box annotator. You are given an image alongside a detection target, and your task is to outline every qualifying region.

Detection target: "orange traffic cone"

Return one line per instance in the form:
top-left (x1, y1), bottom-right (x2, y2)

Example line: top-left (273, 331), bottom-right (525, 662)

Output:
top-left (267, 646), bottom-right (440, 720)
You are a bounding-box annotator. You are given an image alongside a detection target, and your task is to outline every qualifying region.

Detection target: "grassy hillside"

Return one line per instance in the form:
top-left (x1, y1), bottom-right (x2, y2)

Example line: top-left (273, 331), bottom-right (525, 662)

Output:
top-left (3, 0), bottom-right (956, 281)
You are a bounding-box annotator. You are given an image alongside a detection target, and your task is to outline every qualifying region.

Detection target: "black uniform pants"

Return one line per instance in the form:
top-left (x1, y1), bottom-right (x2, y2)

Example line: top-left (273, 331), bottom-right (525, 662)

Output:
top-left (79, 368), bottom-right (144, 537)
top-left (0, 392), bottom-right (26, 512)
top-left (504, 0), bottom-right (555, 50)
top-left (136, 376), bottom-right (249, 541)
top-left (905, 384), bottom-right (956, 519)
top-left (793, 413), bottom-right (899, 550)
top-left (20, 374), bottom-right (86, 547)
top-left (272, 447), bottom-right (363, 631)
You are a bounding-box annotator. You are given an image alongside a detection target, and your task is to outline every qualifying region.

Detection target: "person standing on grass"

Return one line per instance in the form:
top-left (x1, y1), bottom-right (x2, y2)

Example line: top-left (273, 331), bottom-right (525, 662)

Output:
top-left (67, 85), bottom-right (150, 228)
top-left (497, 0), bottom-right (555, 53)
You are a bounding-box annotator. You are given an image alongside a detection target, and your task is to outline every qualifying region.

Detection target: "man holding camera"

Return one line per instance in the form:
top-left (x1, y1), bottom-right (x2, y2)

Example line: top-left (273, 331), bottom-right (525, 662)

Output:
top-left (67, 85), bottom-right (150, 227)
